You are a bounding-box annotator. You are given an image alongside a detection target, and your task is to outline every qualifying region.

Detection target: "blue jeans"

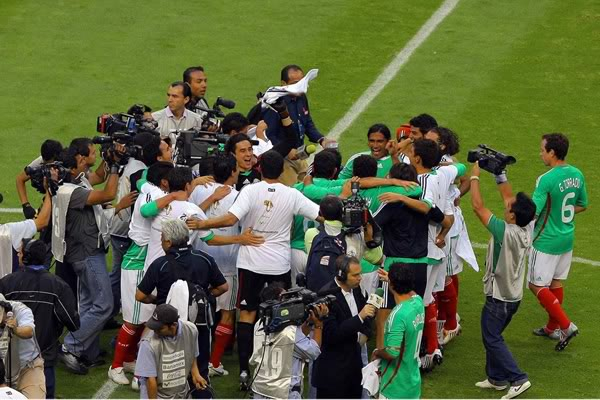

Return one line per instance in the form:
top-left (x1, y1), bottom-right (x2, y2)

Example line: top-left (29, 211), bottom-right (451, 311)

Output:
top-left (109, 235), bottom-right (131, 318)
top-left (481, 297), bottom-right (528, 386)
top-left (64, 254), bottom-right (113, 360)
top-left (44, 366), bottom-right (55, 399)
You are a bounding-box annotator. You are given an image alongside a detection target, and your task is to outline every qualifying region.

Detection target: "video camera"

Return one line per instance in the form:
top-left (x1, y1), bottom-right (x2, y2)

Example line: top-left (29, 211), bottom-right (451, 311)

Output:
top-left (92, 133), bottom-right (142, 166)
top-left (341, 182), bottom-right (383, 248)
top-left (258, 287), bottom-right (336, 334)
top-left (25, 161), bottom-right (70, 196)
top-left (467, 144), bottom-right (516, 175)
top-left (192, 97), bottom-right (236, 131)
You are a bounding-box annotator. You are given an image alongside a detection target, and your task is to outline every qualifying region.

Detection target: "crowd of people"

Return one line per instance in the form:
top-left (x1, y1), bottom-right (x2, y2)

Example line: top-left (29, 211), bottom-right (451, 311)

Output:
top-left (0, 63), bottom-right (588, 399)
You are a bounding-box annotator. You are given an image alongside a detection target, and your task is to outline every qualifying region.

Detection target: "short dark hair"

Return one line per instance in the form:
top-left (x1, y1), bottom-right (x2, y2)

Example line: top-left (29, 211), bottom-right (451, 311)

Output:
top-left (312, 151), bottom-right (338, 179)
top-left (147, 161), bottom-right (174, 187)
top-left (319, 195), bottom-right (343, 221)
top-left (542, 133), bottom-right (569, 160)
top-left (167, 167), bottom-right (193, 192)
top-left (322, 148), bottom-right (343, 174)
top-left (22, 239), bottom-right (47, 266)
top-left (412, 139), bottom-right (441, 169)
top-left (353, 154), bottom-right (378, 178)
top-left (41, 140), bottom-right (63, 162)
top-left (260, 282), bottom-right (286, 302)
top-left (224, 133), bottom-right (252, 155)
top-left (410, 113), bottom-right (438, 134)
top-left (388, 263), bottom-right (415, 295)
top-left (212, 153), bottom-right (237, 184)
top-left (222, 112), bottom-right (249, 135)
top-left (0, 358), bottom-right (5, 385)
top-left (127, 103), bottom-right (152, 115)
top-left (132, 132), bottom-right (156, 163)
top-left (62, 138), bottom-right (92, 169)
top-left (511, 192), bottom-right (536, 227)
top-left (281, 64), bottom-right (303, 83)
top-left (430, 126), bottom-right (459, 156)
top-left (170, 81), bottom-right (192, 98)
top-left (367, 123), bottom-right (391, 141)
top-left (183, 66), bottom-right (205, 83)
top-left (259, 151), bottom-right (284, 179)
top-left (389, 163), bottom-right (418, 182)
top-left (141, 136), bottom-right (163, 166)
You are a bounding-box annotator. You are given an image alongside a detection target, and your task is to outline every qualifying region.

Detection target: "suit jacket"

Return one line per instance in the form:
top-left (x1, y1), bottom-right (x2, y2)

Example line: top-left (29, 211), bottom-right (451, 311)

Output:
top-left (312, 279), bottom-right (373, 389)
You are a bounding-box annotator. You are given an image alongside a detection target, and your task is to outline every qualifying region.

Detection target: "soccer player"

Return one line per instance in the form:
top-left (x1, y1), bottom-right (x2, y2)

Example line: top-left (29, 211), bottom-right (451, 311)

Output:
top-left (338, 123), bottom-right (401, 179)
top-left (372, 263), bottom-right (424, 400)
top-left (470, 161), bottom-right (535, 399)
top-left (528, 133), bottom-right (587, 350)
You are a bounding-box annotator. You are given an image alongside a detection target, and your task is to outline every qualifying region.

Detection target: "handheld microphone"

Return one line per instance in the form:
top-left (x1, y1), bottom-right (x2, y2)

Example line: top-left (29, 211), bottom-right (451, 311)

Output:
top-left (6, 312), bottom-right (13, 319)
top-left (366, 288), bottom-right (385, 309)
top-left (296, 144), bottom-right (317, 160)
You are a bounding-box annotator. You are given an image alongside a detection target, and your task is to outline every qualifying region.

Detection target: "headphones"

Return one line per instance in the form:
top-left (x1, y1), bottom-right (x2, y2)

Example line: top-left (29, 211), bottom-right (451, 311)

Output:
top-left (21, 239), bottom-right (37, 266)
top-left (336, 255), bottom-right (353, 282)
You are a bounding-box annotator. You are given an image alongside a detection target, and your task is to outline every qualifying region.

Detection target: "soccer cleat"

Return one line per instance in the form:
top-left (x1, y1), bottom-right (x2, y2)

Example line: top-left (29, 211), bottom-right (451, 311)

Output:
top-left (123, 361), bottom-right (136, 374)
top-left (208, 362), bottom-right (229, 377)
top-left (433, 348), bottom-right (443, 366)
top-left (442, 324), bottom-right (462, 345)
top-left (501, 381), bottom-right (531, 399)
top-left (420, 349), bottom-right (442, 372)
top-left (532, 327), bottom-right (560, 340)
top-left (555, 322), bottom-right (579, 351)
top-left (108, 367), bottom-right (130, 385)
top-left (58, 347), bottom-right (89, 375)
top-left (475, 379), bottom-right (508, 391)
top-left (131, 376), bottom-right (140, 391)
top-left (437, 320), bottom-right (446, 346)
top-left (239, 370), bottom-right (250, 391)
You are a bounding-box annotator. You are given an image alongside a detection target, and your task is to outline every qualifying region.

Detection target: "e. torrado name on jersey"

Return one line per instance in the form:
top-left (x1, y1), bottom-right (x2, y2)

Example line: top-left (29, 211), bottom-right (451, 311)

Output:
top-left (558, 177), bottom-right (582, 193)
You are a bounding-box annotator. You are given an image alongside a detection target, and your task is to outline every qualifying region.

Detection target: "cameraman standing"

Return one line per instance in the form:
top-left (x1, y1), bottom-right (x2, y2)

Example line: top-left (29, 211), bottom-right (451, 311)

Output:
top-left (250, 283), bottom-right (328, 399)
top-left (53, 138), bottom-right (119, 375)
top-left (152, 81), bottom-right (203, 142)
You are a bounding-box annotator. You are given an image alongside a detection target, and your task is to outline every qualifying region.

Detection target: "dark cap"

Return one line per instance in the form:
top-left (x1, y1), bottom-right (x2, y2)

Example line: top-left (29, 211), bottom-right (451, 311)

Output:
top-left (146, 304), bottom-right (179, 331)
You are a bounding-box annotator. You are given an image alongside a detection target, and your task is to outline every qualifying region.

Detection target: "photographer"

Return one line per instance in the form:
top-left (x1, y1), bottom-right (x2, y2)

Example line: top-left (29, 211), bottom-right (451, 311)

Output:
top-left (0, 239), bottom-right (79, 398)
top-left (250, 282), bottom-right (328, 399)
top-left (0, 189), bottom-right (52, 277)
top-left (0, 294), bottom-right (45, 399)
top-left (152, 81), bottom-right (203, 142)
top-left (470, 162), bottom-right (535, 399)
top-left (53, 138), bottom-right (119, 375)
top-left (16, 140), bottom-right (63, 219)
top-left (312, 255), bottom-right (375, 399)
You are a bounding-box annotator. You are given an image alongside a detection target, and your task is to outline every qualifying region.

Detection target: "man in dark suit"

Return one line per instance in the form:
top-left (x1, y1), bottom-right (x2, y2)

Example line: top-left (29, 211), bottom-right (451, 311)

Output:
top-left (312, 255), bottom-right (376, 399)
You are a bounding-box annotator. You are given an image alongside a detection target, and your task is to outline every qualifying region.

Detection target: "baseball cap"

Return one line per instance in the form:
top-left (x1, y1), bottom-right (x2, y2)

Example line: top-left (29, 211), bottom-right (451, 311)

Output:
top-left (146, 304), bottom-right (179, 331)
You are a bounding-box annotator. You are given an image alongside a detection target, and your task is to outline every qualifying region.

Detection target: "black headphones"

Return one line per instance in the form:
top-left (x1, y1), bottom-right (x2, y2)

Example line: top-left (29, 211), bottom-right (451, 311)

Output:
top-left (336, 255), bottom-right (353, 282)
top-left (21, 239), bottom-right (37, 266)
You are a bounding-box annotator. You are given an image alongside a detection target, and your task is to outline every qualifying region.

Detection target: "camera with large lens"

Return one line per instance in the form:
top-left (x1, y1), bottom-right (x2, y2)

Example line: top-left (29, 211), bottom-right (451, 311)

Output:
top-left (192, 97), bottom-right (236, 131)
top-left (25, 161), bottom-right (70, 195)
top-left (96, 104), bottom-right (158, 136)
top-left (258, 287), bottom-right (336, 334)
top-left (341, 181), bottom-right (383, 248)
top-left (467, 144), bottom-right (516, 175)
top-left (92, 133), bottom-right (141, 166)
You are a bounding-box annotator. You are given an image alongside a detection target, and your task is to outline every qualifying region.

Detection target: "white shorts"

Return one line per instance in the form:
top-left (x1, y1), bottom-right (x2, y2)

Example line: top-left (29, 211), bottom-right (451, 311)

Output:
top-left (424, 263), bottom-right (444, 305)
top-left (216, 275), bottom-right (238, 312)
top-left (443, 235), bottom-right (463, 277)
top-left (290, 248), bottom-right (308, 287)
top-left (528, 248), bottom-right (573, 286)
top-left (121, 269), bottom-right (155, 324)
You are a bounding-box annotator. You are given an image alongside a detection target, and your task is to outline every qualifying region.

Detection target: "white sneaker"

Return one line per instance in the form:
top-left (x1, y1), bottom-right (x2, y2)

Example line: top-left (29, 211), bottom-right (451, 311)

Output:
top-left (131, 376), bottom-right (140, 391)
top-left (501, 381), bottom-right (531, 399)
top-left (123, 361), bottom-right (136, 374)
top-left (209, 362), bottom-right (229, 377)
top-left (442, 324), bottom-right (462, 345)
top-left (436, 320), bottom-right (446, 345)
top-left (108, 367), bottom-right (130, 385)
top-left (475, 379), bottom-right (508, 391)
top-left (556, 322), bottom-right (579, 351)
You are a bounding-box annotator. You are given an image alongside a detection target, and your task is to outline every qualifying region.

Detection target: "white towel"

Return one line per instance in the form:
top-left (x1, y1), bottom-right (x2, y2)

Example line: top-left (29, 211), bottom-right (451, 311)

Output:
top-left (361, 359), bottom-right (381, 397)
top-left (260, 69), bottom-right (319, 107)
top-left (455, 212), bottom-right (479, 271)
top-left (166, 280), bottom-right (189, 320)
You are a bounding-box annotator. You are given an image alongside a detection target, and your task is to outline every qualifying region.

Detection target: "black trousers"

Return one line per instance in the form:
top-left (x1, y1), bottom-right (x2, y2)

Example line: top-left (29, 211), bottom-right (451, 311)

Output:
top-left (317, 382), bottom-right (362, 399)
top-left (190, 324), bottom-right (212, 399)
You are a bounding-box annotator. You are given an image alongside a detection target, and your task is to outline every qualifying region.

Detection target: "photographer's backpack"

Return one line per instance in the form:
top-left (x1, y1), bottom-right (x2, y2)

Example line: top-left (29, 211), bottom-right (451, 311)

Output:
top-left (165, 255), bottom-right (215, 328)
top-left (306, 225), bottom-right (347, 292)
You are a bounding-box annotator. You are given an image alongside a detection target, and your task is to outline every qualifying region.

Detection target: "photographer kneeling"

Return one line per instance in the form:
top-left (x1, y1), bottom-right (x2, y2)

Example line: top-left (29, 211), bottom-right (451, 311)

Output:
top-left (250, 283), bottom-right (328, 399)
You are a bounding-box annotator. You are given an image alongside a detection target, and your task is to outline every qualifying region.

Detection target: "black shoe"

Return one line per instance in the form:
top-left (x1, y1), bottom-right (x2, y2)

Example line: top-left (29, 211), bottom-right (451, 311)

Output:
top-left (104, 318), bottom-right (121, 330)
top-left (81, 357), bottom-right (106, 368)
top-left (58, 349), bottom-right (89, 375)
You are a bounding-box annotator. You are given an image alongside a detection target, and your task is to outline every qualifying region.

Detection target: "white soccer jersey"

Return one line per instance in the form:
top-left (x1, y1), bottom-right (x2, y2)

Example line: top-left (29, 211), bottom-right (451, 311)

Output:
top-left (144, 200), bottom-right (212, 268)
top-left (128, 183), bottom-right (167, 247)
top-left (228, 181), bottom-right (320, 275)
top-left (189, 182), bottom-right (240, 276)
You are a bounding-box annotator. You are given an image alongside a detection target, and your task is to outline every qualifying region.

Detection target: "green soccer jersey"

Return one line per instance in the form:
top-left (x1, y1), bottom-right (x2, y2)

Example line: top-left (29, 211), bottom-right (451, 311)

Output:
top-left (339, 151), bottom-right (394, 179)
top-left (380, 294), bottom-right (425, 399)
top-left (360, 185), bottom-right (423, 214)
top-left (532, 165), bottom-right (588, 254)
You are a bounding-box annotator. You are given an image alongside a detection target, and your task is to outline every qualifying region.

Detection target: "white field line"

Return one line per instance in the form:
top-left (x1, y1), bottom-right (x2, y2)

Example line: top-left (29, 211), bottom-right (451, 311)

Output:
top-left (326, 0), bottom-right (461, 141)
top-left (92, 379), bottom-right (118, 399)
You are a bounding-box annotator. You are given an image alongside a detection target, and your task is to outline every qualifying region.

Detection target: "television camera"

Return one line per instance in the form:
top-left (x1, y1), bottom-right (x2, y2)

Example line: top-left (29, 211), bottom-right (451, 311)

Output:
top-left (341, 181), bottom-right (383, 248)
top-left (467, 144), bottom-right (516, 175)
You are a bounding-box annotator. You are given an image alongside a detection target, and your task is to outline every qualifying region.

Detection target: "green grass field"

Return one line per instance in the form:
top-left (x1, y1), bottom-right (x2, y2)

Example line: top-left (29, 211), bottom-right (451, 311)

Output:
top-left (1, 0), bottom-right (599, 398)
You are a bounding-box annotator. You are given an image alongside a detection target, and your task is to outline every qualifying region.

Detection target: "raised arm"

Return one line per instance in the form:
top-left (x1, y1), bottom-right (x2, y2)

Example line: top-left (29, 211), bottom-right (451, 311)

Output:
top-left (469, 163), bottom-right (492, 225)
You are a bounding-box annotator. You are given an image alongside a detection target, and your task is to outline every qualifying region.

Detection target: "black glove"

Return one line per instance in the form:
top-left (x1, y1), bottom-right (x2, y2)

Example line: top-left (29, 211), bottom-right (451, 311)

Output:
top-left (22, 203), bottom-right (36, 219)
top-left (271, 98), bottom-right (289, 119)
